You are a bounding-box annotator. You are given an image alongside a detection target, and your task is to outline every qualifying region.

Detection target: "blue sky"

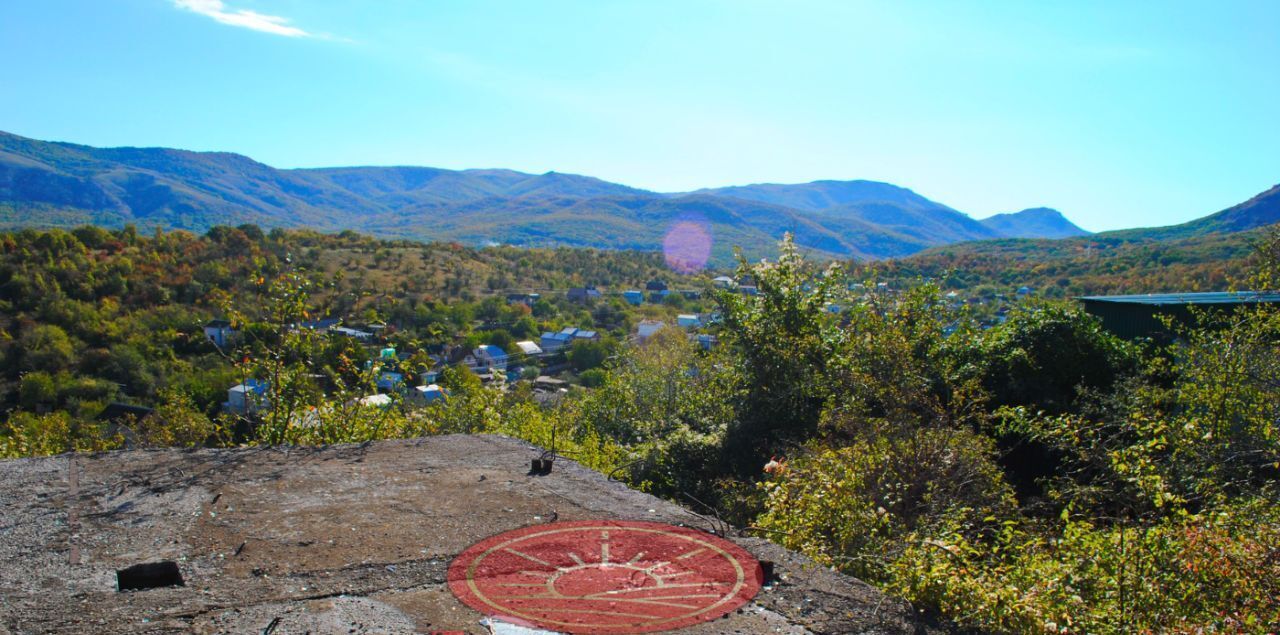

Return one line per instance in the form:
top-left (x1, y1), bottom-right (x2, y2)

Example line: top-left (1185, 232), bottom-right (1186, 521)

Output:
top-left (2, 1), bottom-right (1277, 231)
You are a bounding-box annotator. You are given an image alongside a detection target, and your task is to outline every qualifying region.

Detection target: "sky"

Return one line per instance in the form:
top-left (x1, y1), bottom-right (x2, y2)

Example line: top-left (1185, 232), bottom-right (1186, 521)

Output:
top-left (2, 1), bottom-right (1278, 232)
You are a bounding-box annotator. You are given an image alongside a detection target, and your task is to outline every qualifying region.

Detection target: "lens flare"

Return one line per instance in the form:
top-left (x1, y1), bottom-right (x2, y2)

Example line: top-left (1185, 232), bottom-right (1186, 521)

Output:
top-left (662, 219), bottom-right (711, 274)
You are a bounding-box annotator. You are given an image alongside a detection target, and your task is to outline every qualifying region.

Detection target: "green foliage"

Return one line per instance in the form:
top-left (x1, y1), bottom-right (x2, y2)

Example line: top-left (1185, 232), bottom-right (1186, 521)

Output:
top-left (973, 305), bottom-right (1139, 414)
top-left (0, 411), bottom-right (117, 458)
top-left (885, 500), bottom-right (1280, 634)
top-left (566, 337), bottom-right (615, 372)
top-left (865, 227), bottom-right (1260, 299)
top-left (577, 368), bottom-right (607, 388)
top-left (717, 234), bottom-right (845, 473)
top-left (758, 421), bottom-right (1015, 583)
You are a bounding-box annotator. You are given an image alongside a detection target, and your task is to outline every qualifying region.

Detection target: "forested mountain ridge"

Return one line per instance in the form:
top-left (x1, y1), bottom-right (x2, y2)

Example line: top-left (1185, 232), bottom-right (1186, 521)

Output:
top-left (1103, 182), bottom-right (1280, 240)
top-left (2, 131), bottom-right (1083, 260)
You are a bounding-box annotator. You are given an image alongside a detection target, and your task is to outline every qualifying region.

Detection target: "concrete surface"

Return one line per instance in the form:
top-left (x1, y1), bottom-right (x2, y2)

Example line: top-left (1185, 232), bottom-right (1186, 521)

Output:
top-left (0, 435), bottom-right (945, 634)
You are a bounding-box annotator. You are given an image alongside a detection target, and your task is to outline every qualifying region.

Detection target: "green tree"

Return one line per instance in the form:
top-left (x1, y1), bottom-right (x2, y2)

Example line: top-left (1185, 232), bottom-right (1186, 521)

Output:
top-left (20, 324), bottom-right (75, 373)
top-left (716, 234), bottom-right (844, 474)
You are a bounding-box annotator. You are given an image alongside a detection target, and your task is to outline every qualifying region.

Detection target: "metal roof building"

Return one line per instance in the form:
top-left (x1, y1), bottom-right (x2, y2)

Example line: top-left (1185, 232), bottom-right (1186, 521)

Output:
top-left (1078, 291), bottom-right (1280, 339)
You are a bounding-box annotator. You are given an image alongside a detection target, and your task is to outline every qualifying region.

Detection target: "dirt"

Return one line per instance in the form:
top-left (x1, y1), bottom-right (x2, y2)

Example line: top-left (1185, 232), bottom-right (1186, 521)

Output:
top-left (0, 435), bottom-right (946, 634)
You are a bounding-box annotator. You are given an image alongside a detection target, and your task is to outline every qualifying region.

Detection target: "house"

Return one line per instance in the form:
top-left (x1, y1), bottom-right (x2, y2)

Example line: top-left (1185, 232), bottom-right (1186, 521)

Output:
top-left (677, 314), bottom-right (702, 329)
top-left (645, 279), bottom-right (668, 292)
top-left (296, 317), bottom-right (341, 331)
top-left (636, 320), bottom-right (666, 344)
top-left (533, 376), bottom-right (568, 392)
top-left (712, 275), bottom-right (735, 288)
top-left (224, 379), bottom-right (268, 414)
top-left (567, 287), bottom-right (602, 303)
top-left (203, 319), bottom-right (236, 348)
top-left (540, 331), bottom-right (569, 352)
top-left (696, 334), bottom-right (718, 351)
top-left (377, 371), bottom-right (405, 392)
top-left (514, 340), bottom-right (543, 357)
top-left (473, 345), bottom-right (508, 372)
top-left (410, 384), bottom-right (447, 405)
top-left (332, 326), bottom-right (373, 341)
top-left (540, 327), bottom-right (598, 352)
top-left (506, 293), bottom-right (540, 306)
top-left (358, 393), bottom-right (393, 408)
top-left (1079, 292), bottom-right (1280, 339)
top-left (1017, 286), bottom-right (1033, 296)
top-left (623, 290), bottom-right (644, 305)
top-left (738, 285), bottom-right (758, 296)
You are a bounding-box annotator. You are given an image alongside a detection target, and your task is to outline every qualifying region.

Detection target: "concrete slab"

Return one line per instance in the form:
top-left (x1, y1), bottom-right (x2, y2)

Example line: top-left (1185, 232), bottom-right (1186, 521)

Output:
top-left (0, 435), bottom-right (944, 634)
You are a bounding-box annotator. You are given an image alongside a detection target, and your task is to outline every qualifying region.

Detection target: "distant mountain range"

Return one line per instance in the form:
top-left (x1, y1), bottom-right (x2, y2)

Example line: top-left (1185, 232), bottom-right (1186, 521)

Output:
top-left (2, 130), bottom-right (1273, 262)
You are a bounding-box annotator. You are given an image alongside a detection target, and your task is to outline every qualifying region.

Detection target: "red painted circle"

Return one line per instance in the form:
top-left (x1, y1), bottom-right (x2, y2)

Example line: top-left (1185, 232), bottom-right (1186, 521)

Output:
top-left (447, 520), bottom-right (763, 634)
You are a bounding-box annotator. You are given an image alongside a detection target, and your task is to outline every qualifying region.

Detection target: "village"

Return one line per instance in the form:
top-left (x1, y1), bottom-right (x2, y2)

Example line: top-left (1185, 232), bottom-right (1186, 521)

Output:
top-left (196, 271), bottom-right (1060, 430)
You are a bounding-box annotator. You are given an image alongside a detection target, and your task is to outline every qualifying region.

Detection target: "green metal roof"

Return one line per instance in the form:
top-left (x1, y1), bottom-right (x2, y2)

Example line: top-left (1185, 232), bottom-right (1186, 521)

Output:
top-left (1077, 292), bottom-right (1280, 306)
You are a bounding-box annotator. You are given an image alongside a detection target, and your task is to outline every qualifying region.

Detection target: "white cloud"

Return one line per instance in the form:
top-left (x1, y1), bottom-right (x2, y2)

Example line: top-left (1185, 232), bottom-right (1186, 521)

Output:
top-left (173, 0), bottom-right (311, 38)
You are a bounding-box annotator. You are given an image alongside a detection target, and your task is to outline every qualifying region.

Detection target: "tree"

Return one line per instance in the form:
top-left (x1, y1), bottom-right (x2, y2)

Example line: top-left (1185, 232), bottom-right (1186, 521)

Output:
top-left (566, 338), bottom-right (614, 372)
top-left (20, 324), bottom-right (75, 373)
top-left (716, 234), bottom-right (844, 474)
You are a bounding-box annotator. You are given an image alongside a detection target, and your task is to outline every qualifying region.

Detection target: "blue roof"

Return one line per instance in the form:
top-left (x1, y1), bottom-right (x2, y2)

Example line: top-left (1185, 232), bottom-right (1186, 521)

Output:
top-left (558, 327), bottom-right (579, 336)
top-left (576, 330), bottom-right (597, 339)
top-left (477, 344), bottom-right (507, 356)
top-left (1078, 292), bottom-right (1280, 306)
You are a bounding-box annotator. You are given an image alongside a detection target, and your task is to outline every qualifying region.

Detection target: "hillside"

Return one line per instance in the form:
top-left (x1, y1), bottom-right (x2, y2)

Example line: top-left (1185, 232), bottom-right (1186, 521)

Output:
top-left (980, 207), bottom-right (1090, 239)
top-left (1, 131), bottom-right (1080, 261)
top-left (875, 224), bottom-right (1268, 298)
top-left (1104, 183), bottom-right (1280, 241)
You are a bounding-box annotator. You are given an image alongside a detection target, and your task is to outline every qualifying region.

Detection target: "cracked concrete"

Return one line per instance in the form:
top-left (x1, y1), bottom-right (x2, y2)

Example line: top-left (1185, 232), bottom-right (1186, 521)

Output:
top-left (0, 435), bottom-right (945, 634)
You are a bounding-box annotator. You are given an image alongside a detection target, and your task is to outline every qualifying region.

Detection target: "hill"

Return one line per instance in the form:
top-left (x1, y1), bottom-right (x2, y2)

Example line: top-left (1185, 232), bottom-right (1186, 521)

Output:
top-left (1104, 183), bottom-right (1280, 241)
top-left (0, 131), bottom-right (1086, 261)
top-left (874, 224), bottom-right (1269, 298)
top-left (980, 207), bottom-right (1090, 239)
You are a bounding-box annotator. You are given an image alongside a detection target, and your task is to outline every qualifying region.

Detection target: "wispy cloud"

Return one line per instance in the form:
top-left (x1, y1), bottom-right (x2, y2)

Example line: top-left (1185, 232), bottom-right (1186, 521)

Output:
top-left (172, 0), bottom-right (311, 38)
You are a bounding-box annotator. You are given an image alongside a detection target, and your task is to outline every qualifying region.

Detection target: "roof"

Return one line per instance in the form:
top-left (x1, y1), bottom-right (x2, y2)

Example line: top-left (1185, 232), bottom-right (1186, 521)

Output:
top-left (96, 402), bottom-right (154, 422)
top-left (574, 330), bottom-right (598, 339)
top-left (637, 320), bottom-right (666, 336)
top-left (1078, 291), bottom-right (1280, 306)
top-left (359, 393), bottom-right (393, 407)
top-left (514, 341), bottom-right (542, 355)
top-left (297, 318), bottom-right (341, 330)
top-left (228, 379), bottom-right (268, 394)
top-left (476, 344), bottom-right (507, 357)
top-left (332, 326), bottom-right (372, 337)
top-left (204, 319), bottom-right (232, 329)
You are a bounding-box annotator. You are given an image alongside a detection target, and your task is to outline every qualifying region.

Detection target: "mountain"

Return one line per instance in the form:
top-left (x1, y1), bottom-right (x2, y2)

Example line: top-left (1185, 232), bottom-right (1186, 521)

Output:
top-left (0, 130), bottom-right (1096, 261)
top-left (980, 207), bottom-right (1090, 239)
top-left (1104, 184), bottom-right (1280, 241)
top-left (696, 179), bottom-right (1002, 245)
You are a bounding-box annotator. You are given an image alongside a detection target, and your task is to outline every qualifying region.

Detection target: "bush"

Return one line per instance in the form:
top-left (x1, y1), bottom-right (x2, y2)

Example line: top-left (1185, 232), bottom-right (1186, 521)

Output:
top-left (578, 368), bottom-right (607, 388)
top-left (757, 420), bottom-right (1016, 584)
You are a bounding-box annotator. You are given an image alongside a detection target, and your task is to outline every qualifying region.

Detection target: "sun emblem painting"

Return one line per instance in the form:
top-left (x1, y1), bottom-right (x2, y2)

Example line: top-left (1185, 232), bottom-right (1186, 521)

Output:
top-left (447, 520), bottom-right (764, 634)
